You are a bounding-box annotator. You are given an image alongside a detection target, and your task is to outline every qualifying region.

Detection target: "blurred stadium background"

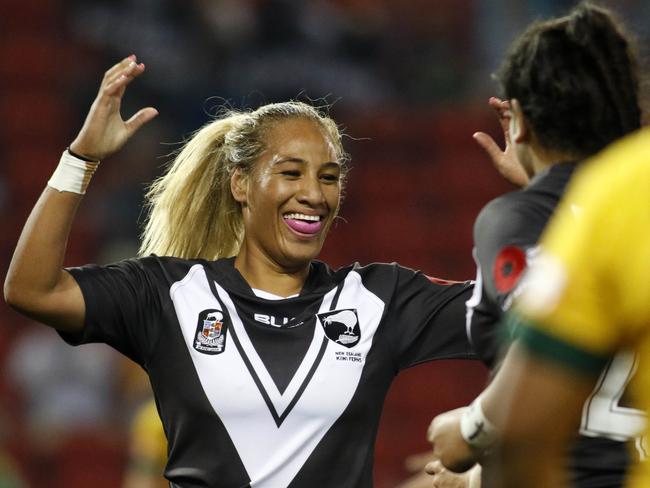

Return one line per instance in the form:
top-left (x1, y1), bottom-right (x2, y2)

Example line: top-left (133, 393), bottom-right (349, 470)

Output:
top-left (1, 0), bottom-right (648, 486)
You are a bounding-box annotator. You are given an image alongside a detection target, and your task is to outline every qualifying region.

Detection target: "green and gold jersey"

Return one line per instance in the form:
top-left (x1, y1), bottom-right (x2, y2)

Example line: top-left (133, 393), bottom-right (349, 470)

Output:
top-left (515, 128), bottom-right (650, 487)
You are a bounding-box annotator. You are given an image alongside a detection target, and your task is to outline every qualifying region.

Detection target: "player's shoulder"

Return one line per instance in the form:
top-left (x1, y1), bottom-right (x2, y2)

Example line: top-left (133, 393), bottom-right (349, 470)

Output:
top-left (474, 191), bottom-right (544, 244)
top-left (594, 127), bottom-right (650, 175)
top-left (347, 261), bottom-right (431, 279)
top-left (338, 262), bottom-right (428, 292)
top-left (574, 128), bottom-right (650, 205)
top-left (135, 254), bottom-right (200, 272)
top-left (341, 261), bottom-right (406, 282)
top-left (347, 262), bottom-right (471, 295)
top-left (478, 188), bottom-right (542, 221)
top-left (127, 254), bottom-right (209, 285)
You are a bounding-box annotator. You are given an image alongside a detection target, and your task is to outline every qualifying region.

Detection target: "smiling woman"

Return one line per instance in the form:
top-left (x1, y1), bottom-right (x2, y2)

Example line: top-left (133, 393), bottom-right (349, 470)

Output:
top-left (231, 118), bottom-right (344, 288)
top-left (4, 56), bottom-right (477, 488)
top-left (140, 103), bottom-right (347, 296)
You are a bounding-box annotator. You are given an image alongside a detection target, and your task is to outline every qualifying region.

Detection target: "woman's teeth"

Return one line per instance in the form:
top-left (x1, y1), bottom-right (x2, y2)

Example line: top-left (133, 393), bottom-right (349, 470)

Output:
top-left (284, 213), bottom-right (321, 222)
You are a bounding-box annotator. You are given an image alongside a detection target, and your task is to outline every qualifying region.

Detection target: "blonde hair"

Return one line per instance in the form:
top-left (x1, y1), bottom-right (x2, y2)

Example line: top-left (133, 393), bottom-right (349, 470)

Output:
top-left (139, 101), bottom-right (347, 260)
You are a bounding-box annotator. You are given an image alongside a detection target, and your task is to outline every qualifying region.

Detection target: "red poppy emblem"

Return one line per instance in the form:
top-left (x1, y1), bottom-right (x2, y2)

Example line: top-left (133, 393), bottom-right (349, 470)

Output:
top-left (493, 245), bottom-right (527, 293)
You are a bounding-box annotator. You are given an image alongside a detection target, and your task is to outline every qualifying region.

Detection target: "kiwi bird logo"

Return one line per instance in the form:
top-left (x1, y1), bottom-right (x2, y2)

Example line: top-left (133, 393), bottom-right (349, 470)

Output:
top-left (323, 310), bottom-right (357, 333)
top-left (319, 309), bottom-right (360, 348)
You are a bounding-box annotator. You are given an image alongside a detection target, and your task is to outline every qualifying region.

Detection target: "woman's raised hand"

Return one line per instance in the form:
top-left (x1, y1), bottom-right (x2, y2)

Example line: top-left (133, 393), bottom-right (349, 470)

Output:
top-left (473, 97), bottom-right (529, 188)
top-left (69, 55), bottom-right (158, 161)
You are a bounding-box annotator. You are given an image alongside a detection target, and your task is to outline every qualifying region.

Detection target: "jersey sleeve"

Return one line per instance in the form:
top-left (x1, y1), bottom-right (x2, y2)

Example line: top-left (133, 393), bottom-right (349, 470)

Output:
top-left (388, 266), bottom-right (475, 370)
top-left (472, 196), bottom-right (543, 309)
top-left (60, 257), bottom-right (164, 367)
top-left (466, 197), bottom-right (545, 367)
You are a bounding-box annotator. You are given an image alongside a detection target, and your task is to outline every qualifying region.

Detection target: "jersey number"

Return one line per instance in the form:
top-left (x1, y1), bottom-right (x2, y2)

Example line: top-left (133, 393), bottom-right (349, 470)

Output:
top-left (580, 350), bottom-right (646, 441)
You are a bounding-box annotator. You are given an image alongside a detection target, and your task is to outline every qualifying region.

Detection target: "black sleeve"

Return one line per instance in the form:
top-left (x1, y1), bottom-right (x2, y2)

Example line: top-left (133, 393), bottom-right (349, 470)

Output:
top-left (472, 196), bottom-right (543, 309)
top-left (59, 257), bottom-right (164, 367)
top-left (467, 196), bottom-right (544, 368)
top-left (388, 266), bottom-right (475, 370)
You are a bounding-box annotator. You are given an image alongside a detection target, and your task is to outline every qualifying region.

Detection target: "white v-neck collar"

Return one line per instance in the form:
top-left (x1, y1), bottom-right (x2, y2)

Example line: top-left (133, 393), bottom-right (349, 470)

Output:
top-left (251, 288), bottom-right (299, 300)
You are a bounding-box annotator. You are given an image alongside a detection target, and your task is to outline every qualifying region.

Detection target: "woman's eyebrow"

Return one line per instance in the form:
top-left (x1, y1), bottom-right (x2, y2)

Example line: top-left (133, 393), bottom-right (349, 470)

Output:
top-left (272, 157), bottom-right (306, 165)
top-left (272, 158), bottom-right (340, 167)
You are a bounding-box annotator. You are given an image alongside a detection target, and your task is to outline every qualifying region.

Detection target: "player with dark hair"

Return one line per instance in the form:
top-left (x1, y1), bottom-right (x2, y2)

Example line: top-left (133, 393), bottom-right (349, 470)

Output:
top-left (492, 126), bottom-right (650, 488)
top-left (427, 3), bottom-right (646, 487)
top-left (4, 56), bottom-right (477, 487)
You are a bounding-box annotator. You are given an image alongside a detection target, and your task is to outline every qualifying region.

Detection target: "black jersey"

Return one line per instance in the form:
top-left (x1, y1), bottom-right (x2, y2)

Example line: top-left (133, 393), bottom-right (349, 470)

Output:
top-left (62, 256), bottom-right (473, 488)
top-left (466, 162), bottom-right (579, 369)
top-left (467, 162), bottom-right (640, 487)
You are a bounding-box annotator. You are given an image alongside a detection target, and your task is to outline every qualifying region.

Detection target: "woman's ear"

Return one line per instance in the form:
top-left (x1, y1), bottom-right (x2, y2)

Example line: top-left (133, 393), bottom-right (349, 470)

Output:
top-left (231, 167), bottom-right (248, 204)
top-left (509, 99), bottom-right (529, 143)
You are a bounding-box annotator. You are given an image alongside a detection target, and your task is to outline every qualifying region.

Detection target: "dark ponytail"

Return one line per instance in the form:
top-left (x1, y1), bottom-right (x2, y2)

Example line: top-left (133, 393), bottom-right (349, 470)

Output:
top-left (497, 2), bottom-right (642, 159)
top-left (566, 3), bottom-right (641, 136)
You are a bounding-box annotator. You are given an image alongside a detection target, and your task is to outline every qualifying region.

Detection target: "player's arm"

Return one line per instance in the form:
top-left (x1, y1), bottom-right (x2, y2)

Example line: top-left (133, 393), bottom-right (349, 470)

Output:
top-left (484, 339), bottom-right (598, 488)
top-left (471, 199), bottom-right (534, 312)
top-left (4, 56), bottom-right (157, 334)
top-left (427, 331), bottom-right (596, 479)
top-left (466, 198), bottom-right (537, 371)
top-left (426, 202), bottom-right (536, 471)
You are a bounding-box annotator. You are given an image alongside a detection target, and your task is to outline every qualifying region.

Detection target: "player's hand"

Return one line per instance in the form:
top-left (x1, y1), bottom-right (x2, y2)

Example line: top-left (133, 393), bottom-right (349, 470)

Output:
top-left (473, 97), bottom-right (529, 188)
top-left (394, 451), bottom-right (437, 488)
top-left (69, 55), bottom-right (158, 161)
top-left (424, 458), bottom-right (475, 488)
top-left (395, 451), bottom-right (435, 488)
top-left (427, 408), bottom-right (475, 473)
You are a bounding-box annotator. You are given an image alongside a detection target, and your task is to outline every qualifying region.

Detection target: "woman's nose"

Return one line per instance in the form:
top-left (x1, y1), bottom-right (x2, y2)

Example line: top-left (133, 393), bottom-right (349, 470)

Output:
top-left (296, 175), bottom-right (325, 205)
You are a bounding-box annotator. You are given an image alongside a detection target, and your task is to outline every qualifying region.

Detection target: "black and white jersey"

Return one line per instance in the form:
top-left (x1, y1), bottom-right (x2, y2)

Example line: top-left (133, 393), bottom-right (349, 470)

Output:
top-left (62, 256), bottom-right (474, 488)
top-left (467, 161), bottom-right (642, 487)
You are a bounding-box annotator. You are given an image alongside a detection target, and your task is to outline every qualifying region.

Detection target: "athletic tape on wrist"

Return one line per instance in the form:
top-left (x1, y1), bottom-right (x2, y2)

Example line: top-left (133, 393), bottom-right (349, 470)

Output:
top-left (47, 150), bottom-right (100, 195)
top-left (460, 397), bottom-right (499, 450)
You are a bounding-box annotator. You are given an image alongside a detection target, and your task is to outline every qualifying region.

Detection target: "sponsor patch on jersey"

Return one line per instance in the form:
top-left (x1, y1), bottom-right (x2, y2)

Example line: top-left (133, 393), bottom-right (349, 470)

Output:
top-left (317, 309), bottom-right (360, 348)
top-left (194, 309), bottom-right (228, 355)
top-left (493, 245), bottom-right (527, 294)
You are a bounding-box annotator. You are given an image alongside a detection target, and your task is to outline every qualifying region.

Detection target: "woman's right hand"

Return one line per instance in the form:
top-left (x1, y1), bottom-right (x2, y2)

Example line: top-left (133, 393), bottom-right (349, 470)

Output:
top-left (473, 97), bottom-right (529, 188)
top-left (69, 55), bottom-right (158, 161)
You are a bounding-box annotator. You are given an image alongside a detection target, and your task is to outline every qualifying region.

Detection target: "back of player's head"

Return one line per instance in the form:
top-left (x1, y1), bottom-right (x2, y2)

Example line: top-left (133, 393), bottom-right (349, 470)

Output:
top-left (497, 2), bottom-right (642, 159)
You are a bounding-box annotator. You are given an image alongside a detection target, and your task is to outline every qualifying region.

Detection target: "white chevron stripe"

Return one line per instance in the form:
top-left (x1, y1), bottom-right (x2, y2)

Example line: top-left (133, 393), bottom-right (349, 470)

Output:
top-left (215, 281), bottom-right (332, 416)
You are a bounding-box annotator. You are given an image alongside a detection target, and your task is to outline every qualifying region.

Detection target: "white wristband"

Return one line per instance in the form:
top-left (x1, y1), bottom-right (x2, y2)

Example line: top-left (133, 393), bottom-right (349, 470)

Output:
top-left (460, 396), bottom-right (499, 450)
top-left (47, 150), bottom-right (100, 195)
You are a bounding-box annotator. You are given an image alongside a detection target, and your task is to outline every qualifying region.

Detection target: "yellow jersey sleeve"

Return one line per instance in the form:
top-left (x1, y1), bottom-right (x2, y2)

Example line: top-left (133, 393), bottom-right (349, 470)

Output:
top-left (514, 128), bottom-right (650, 368)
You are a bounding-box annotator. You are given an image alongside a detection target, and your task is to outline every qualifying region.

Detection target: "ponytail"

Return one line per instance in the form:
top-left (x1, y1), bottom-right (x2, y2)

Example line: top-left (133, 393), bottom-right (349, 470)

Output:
top-left (565, 2), bottom-right (641, 136)
top-left (496, 1), bottom-right (642, 158)
top-left (139, 115), bottom-right (248, 260)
